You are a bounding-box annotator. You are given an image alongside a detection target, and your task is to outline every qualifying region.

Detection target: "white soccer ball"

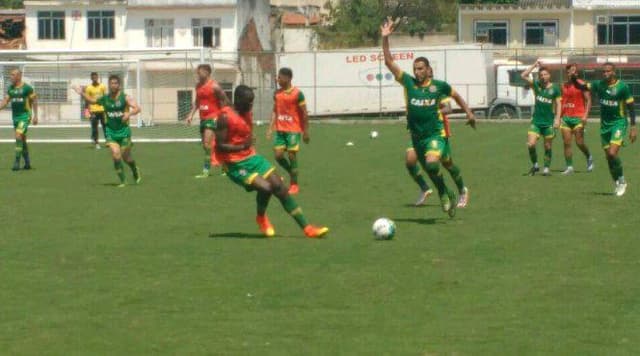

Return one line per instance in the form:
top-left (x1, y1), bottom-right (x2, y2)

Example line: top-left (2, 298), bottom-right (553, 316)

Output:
top-left (372, 218), bottom-right (396, 240)
top-left (369, 130), bottom-right (379, 139)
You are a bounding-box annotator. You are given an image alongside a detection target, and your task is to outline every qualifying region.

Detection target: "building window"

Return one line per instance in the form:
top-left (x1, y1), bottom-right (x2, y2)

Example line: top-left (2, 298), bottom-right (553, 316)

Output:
top-left (87, 11), bottom-right (115, 39)
top-left (34, 81), bottom-right (68, 103)
top-left (474, 21), bottom-right (508, 46)
top-left (597, 16), bottom-right (640, 45)
top-left (145, 19), bottom-right (174, 48)
top-left (192, 18), bottom-right (221, 48)
top-left (524, 21), bottom-right (558, 47)
top-left (38, 11), bottom-right (65, 40)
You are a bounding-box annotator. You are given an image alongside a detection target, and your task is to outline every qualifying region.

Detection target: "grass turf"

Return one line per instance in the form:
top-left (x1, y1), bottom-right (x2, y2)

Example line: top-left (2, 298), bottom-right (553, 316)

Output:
top-left (1, 122), bottom-right (640, 354)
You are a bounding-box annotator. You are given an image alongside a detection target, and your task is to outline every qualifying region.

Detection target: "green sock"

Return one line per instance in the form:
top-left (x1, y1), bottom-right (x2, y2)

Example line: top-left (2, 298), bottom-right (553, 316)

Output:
top-left (256, 192), bottom-right (271, 216)
top-left (289, 155), bottom-right (298, 184)
top-left (126, 160), bottom-right (138, 178)
top-left (580, 146), bottom-right (591, 159)
top-left (407, 164), bottom-right (430, 191)
top-left (565, 155), bottom-right (573, 167)
top-left (607, 158), bottom-right (617, 180)
top-left (446, 163), bottom-right (465, 193)
top-left (114, 160), bottom-right (125, 184)
top-left (424, 161), bottom-right (448, 196)
top-left (203, 147), bottom-right (211, 171)
top-left (528, 146), bottom-right (537, 165)
top-left (276, 157), bottom-right (291, 173)
top-left (613, 157), bottom-right (623, 181)
top-left (544, 148), bottom-right (552, 168)
top-left (280, 195), bottom-right (308, 228)
top-left (14, 138), bottom-right (23, 161)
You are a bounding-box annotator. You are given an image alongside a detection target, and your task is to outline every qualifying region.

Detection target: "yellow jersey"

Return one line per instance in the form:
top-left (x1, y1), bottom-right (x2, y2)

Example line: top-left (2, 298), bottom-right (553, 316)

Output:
top-left (84, 83), bottom-right (107, 113)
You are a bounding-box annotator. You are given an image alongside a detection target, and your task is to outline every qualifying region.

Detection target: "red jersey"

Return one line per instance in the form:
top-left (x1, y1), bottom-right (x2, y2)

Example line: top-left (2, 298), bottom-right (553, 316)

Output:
top-left (562, 80), bottom-right (587, 117)
top-left (196, 79), bottom-right (222, 120)
top-left (274, 86), bottom-right (305, 133)
top-left (216, 106), bottom-right (255, 163)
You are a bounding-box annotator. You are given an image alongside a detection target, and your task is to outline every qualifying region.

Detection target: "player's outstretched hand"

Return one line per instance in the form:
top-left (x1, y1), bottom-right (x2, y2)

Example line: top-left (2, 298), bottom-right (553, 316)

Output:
top-left (466, 113), bottom-right (477, 130)
top-left (303, 131), bottom-right (310, 144)
top-left (31, 115), bottom-right (38, 125)
top-left (630, 125), bottom-right (637, 143)
top-left (381, 17), bottom-right (399, 37)
top-left (71, 85), bottom-right (83, 95)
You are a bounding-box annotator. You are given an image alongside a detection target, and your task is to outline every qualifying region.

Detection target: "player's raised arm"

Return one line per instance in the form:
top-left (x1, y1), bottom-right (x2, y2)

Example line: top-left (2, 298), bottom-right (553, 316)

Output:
top-left (214, 113), bottom-right (251, 152)
top-left (73, 85), bottom-right (98, 104)
top-left (451, 91), bottom-right (477, 129)
top-left (381, 17), bottom-right (402, 80)
top-left (520, 60), bottom-right (539, 86)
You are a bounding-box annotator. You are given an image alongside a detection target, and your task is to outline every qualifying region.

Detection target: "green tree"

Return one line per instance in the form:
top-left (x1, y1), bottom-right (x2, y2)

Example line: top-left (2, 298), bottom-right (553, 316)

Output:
top-left (0, 0), bottom-right (23, 9)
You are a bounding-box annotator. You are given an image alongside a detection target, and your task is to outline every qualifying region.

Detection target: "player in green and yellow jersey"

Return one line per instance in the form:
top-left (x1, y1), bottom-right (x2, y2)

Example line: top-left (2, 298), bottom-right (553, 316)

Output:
top-left (587, 62), bottom-right (636, 196)
top-left (75, 75), bottom-right (142, 187)
top-left (382, 17), bottom-right (476, 217)
top-left (521, 60), bottom-right (562, 176)
top-left (0, 69), bottom-right (38, 171)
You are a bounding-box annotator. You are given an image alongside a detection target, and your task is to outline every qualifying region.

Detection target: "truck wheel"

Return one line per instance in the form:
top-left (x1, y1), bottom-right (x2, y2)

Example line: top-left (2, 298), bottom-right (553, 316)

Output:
top-left (492, 105), bottom-right (517, 120)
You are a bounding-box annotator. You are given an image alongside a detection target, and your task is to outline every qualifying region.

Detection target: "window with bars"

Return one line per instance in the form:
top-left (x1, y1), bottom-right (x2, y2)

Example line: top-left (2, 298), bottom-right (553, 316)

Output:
top-left (87, 10), bottom-right (115, 39)
top-left (38, 11), bottom-right (65, 40)
top-left (524, 21), bottom-right (558, 47)
top-left (474, 21), bottom-right (508, 46)
top-left (192, 18), bottom-right (221, 48)
top-left (597, 16), bottom-right (640, 46)
top-left (33, 81), bottom-right (68, 103)
top-left (145, 19), bottom-right (174, 48)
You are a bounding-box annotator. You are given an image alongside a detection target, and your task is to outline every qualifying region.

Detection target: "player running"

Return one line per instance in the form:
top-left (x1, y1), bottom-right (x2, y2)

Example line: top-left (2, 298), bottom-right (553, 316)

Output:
top-left (215, 84), bottom-right (328, 238)
top-left (0, 69), bottom-right (38, 171)
top-left (521, 60), bottom-right (562, 176)
top-left (560, 63), bottom-right (593, 175)
top-left (588, 62), bottom-right (636, 196)
top-left (185, 64), bottom-right (230, 178)
top-left (74, 75), bottom-right (142, 187)
top-left (267, 67), bottom-right (310, 195)
top-left (382, 17), bottom-right (476, 217)
top-left (85, 72), bottom-right (107, 149)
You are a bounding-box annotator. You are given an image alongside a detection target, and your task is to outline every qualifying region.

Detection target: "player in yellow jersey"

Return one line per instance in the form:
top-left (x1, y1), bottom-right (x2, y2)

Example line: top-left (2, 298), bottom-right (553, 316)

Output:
top-left (85, 72), bottom-right (107, 149)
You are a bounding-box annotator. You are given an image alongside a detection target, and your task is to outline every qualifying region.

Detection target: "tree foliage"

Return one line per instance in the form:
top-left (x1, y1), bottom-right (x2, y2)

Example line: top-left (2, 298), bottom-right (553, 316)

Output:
top-left (0, 0), bottom-right (23, 9)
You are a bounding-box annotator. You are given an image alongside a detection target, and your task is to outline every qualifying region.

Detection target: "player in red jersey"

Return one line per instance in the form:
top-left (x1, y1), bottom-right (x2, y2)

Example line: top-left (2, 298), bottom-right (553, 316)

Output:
top-left (267, 67), bottom-right (310, 195)
top-left (560, 63), bottom-right (593, 175)
top-left (186, 64), bottom-right (230, 178)
top-left (215, 84), bottom-right (328, 238)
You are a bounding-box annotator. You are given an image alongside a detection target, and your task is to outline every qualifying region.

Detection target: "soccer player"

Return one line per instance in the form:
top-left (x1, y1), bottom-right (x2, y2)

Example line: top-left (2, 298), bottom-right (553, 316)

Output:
top-left (185, 64), bottom-right (230, 178)
top-left (267, 67), bottom-right (310, 195)
top-left (85, 72), bottom-right (107, 149)
top-left (0, 69), bottom-right (38, 171)
top-left (74, 75), bottom-right (141, 187)
top-left (560, 64), bottom-right (593, 175)
top-left (382, 17), bottom-right (476, 217)
top-left (588, 62), bottom-right (636, 196)
top-left (521, 60), bottom-right (562, 176)
top-left (215, 84), bottom-right (328, 238)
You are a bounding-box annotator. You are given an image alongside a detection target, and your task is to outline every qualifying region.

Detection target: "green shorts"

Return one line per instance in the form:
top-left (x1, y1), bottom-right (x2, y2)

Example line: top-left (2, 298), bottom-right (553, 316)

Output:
top-left (528, 123), bottom-right (556, 139)
top-left (273, 131), bottom-right (301, 152)
top-left (225, 155), bottom-right (276, 191)
top-left (200, 119), bottom-right (217, 133)
top-left (411, 135), bottom-right (451, 162)
top-left (106, 132), bottom-right (132, 149)
top-left (561, 117), bottom-right (584, 131)
top-left (601, 121), bottom-right (627, 149)
top-left (13, 117), bottom-right (30, 135)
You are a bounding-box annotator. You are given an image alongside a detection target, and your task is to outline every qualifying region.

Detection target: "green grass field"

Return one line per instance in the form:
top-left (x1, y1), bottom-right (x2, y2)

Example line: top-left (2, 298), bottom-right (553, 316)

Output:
top-left (2, 122), bottom-right (640, 355)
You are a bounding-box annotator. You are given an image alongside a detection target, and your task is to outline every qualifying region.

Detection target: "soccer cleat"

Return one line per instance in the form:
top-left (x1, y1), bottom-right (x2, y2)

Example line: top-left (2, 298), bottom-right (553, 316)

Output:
top-left (561, 166), bottom-right (574, 175)
top-left (95, 144), bottom-right (101, 150)
top-left (457, 187), bottom-right (469, 208)
top-left (256, 215), bottom-right (275, 237)
top-left (542, 167), bottom-right (551, 176)
top-left (288, 184), bottom-right (299, 195)
top-left (304, 225), bottom-right (329, 238)
top-left (117, 183), bottom-right (126, 188)
top-left (440, 190), bottom-right (457, 218)
top-left (133, 167), bottom-right (142, 184)
top-left (615, 180), bottom-right (627, 197)
top-left (11, 161), bottom-right (20, 171)
top-left (195, 169), bottom-right (210, 179)
top-left (23, 164), bottom-right (31, 170)
top-left (414, 189), bottom-right (433, 206)
top-left (587, 156), bottom-right (594, 172)
top-left (528, 166), bottom-right (540, 176)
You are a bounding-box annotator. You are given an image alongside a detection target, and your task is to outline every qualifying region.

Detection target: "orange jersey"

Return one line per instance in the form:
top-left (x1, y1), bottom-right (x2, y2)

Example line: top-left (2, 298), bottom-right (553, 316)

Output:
top-left (216, 106), bottom-right (255, 163)
top-left (274, 87), bottom-right (305, 133)
top-left (196, 79), bottom-right (222, 120)
top-left (562, 80), bottom-right (587, 117)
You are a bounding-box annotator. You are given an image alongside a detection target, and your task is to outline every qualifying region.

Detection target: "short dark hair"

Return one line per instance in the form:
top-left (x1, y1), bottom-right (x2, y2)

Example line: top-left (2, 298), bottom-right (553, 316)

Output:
top-left (197, 64), bottom-right (212, 74)
top-left (603, 62), bottom-right (616, 70)
top-left (414, 57), bottom-right (430, 67)
top-left (108, 74), bottom-right (121, 84)
top-left (90, 72), bottom-right (98, 77)
top-left (233, 85), bottom-right (254, 114)
top-left (278, 67), bottom-right (293, 78)
top-left (538, 66), bottom-right (551, 75)
top-left (565, 63), bottom-right (577, 71)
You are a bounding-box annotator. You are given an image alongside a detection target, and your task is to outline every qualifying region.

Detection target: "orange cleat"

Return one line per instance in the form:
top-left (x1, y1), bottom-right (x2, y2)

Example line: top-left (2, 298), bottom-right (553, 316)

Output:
top-left (256, 215), bottom-right (275, 237)
top-left (288, 184), bottom-right (299, 195)
top-left (303, 225), bottom-right (329, 238)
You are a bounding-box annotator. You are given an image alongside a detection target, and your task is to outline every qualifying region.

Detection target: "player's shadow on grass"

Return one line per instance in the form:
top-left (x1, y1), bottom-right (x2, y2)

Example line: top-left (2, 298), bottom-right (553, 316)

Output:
top-left (393, 217), bottom-right (441, 225)
top-left (590, 191), bottom-right (615, 196)
top-left (208, 232), bottom-right (266, 239)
